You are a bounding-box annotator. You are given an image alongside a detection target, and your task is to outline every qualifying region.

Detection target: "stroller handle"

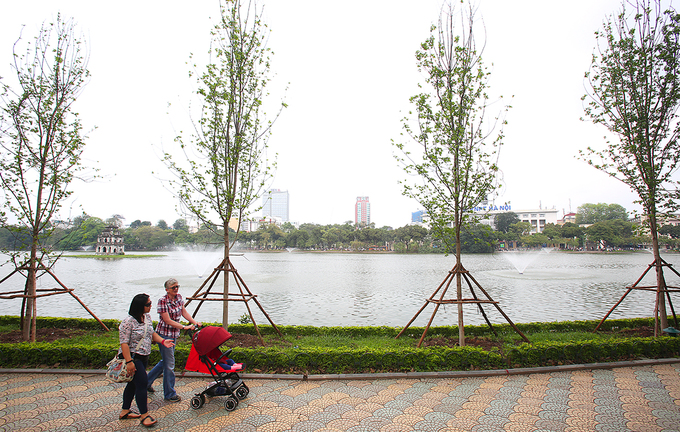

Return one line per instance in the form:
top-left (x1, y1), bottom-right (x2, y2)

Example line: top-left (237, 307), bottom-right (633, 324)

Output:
top-left (186, 324), bottom-right (203, 338)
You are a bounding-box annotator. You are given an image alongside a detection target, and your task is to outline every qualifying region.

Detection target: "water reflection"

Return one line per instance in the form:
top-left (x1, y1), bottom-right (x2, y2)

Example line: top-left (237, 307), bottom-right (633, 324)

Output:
top-left (0, 251), bottom-right (677, 327)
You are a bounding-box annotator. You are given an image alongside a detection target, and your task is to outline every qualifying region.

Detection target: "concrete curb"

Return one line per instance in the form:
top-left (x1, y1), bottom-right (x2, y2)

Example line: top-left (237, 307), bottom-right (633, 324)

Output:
top-left (3, 357), bottom-right (679, 380)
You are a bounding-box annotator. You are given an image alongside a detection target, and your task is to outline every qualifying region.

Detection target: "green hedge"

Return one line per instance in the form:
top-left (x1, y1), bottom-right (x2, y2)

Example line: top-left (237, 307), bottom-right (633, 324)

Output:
top-left (1, 337), bottom-right (678, 373)
top-left (1, 316), bottom-right (678, 373)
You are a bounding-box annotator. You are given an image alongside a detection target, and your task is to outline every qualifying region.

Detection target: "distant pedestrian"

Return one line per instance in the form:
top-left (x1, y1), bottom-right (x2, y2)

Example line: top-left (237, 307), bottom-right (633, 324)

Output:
top-left (147, 278), bottom-right (201, 402)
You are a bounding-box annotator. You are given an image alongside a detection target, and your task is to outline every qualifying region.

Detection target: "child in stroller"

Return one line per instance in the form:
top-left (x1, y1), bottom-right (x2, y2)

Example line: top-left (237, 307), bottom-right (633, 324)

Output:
top-left (184, 326), bottom-right (249, 411)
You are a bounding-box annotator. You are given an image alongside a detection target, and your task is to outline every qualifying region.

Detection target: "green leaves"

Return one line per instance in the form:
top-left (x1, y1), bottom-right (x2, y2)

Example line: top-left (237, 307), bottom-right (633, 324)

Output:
top-left (163, 0), bottom-right (284, 249)
top-left (583, 0), bottom-right (680, 219)
top-left (582, 0), bottom-right (680, 258)
top-left (394, 2), bottom-right (509, 261)
top-left (0, 14), bottom-right (91, 253)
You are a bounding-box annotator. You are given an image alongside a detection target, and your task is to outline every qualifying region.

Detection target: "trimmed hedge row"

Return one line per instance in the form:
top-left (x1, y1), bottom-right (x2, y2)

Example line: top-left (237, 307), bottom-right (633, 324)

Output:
top-left (1, 337), bottom-right (678, 373)
top-left (1, 315), bottom-right (678, 373)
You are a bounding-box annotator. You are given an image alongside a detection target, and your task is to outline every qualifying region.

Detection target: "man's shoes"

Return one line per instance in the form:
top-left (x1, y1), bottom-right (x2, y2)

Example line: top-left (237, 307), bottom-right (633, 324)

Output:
top-left (165, 395), bottom-right (182, 403)
top-left (147, 386), bottom-right (155, 393)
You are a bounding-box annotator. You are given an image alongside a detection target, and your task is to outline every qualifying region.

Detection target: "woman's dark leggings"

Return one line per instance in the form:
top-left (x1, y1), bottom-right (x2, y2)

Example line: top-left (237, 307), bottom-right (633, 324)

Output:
top-left (121, 356), bottom-right (149, 414)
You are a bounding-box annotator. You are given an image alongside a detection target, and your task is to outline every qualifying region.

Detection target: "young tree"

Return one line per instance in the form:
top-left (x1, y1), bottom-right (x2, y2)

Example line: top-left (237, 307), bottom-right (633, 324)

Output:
top-left (394, 2), bottom-right (519, 346)
top-left (582, 0), bottom-right (680, 333)
top-left (0, 16), bottom-right (92, 341)
top-left (163, 0), bottom-right (284, 328)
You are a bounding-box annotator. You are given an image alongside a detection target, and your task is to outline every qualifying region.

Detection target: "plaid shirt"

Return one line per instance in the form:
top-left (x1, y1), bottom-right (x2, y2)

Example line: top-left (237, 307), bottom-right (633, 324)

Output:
top-left (155, 293), bottom-right (184, 338)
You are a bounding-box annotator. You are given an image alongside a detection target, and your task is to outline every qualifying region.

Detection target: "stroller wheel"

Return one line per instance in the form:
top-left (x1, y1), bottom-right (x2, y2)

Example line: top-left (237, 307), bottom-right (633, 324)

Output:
top-left (190, 394), bottom-right (205, 410)
top-left (235, 384), bottom-right (249, 400)
top-left (224, 395), bottom-right (239, 411)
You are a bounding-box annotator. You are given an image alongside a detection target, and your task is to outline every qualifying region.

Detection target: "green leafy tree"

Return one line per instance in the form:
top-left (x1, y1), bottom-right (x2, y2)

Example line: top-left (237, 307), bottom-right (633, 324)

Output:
top-left (173, 218), bottom-right (188, 231)
top-left (659, 224), bottom-right (680, 239)
top-left (586, 219), bottom-right (636, 248)
top-left (394, 225), bottom-right (428, 252)
top-left (582, 0), bottom-right (680, 332)
top-left (509, 221), bottom-right (532, 236)
top-left (57, 216), bottom-right (105, 250)
top-left (127, 226), bottom-right (172, 250)
top-left (459, 224), bottom-right (496, 253)
top-left (541, 223), bottom-right (562, 240)
top-left (129, 220), bottom-right (143, 229)
top-left (494, 212), bottom-right (520, 233)
top-left (575, 203), bottom-right (628, 224)
top-left (0, 16), bottom-right (92, 341)
top-left (163, 0), bottom-right (284, 327)
top-left (561, 222), bottom-right (585, 240)
top-left (521, 233), bottom-right (550, 248)
top-left (394, 2), bottom-right (509, 346)
top-left (157, 219), bottom-right (168, 230)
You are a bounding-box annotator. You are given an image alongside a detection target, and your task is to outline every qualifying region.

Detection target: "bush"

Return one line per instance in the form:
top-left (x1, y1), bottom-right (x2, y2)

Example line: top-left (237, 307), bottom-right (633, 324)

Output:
top-left (1, 316), bottom-right (678, 373)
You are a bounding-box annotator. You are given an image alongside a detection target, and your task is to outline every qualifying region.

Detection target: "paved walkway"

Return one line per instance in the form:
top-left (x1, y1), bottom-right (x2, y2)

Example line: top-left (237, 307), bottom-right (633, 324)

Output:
top-left (1, 362), bottom-right (680, 431)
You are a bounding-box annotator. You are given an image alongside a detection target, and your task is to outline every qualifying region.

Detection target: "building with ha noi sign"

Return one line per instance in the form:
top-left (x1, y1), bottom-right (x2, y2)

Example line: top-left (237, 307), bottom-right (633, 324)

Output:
top-left (412, 204), bottom-right (560, 234)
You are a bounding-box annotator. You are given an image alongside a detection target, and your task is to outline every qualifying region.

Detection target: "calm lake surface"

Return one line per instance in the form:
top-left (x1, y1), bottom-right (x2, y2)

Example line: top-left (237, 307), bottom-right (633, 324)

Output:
top-left (1, 250), bottom-right (678, 327)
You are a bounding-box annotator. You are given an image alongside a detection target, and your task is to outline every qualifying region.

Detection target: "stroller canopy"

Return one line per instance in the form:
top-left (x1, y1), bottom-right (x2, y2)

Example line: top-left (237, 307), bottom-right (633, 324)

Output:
top-left (192, 326), bottom-right (232, 355)
top-left (185, 326), bottom-right (241, 375)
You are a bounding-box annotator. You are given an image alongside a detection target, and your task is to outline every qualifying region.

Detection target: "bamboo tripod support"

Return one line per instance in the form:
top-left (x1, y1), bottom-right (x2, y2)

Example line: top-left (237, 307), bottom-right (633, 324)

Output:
top-left (185, 256), bottom-right (282, 346)
top-left (396, 262), bottom-right (530, 347)
top-left (594, 257), bottom-right (680, 336)
top-left (0, 259), bottom-right (110, 332)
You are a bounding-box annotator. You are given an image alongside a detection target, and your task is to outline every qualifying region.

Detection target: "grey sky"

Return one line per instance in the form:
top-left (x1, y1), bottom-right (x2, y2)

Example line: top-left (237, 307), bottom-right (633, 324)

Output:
top-left (1, 0), bottom-right (649, 228)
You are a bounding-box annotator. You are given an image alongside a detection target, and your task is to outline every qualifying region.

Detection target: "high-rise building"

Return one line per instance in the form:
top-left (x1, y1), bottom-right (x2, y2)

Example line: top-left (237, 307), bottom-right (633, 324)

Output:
top-left (262, 189), bottom-right (289, 222)
top-left (355, 196), bottom-right (370, 225)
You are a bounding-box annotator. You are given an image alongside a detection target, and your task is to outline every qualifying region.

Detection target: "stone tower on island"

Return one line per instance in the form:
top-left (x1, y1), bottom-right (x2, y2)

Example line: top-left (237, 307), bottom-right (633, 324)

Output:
top-left (95, 225), bottom-right (125, 255)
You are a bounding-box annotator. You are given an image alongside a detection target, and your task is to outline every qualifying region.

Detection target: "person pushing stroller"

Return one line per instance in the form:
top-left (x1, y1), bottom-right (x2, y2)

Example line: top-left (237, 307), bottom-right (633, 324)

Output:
top-left (147, 278), bottom-right (201, 402)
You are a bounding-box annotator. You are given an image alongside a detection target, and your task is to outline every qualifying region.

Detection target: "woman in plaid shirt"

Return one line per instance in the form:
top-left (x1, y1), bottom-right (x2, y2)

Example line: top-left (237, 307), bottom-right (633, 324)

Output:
top-left (146, 278), bottom-right (201, 402)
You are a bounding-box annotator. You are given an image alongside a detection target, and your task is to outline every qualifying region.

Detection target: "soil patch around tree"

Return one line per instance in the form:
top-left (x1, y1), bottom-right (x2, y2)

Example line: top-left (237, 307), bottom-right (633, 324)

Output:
top-left (0, 328), bottom-right (87, 343)
top-left (421, 336), bottom-right (503, 350)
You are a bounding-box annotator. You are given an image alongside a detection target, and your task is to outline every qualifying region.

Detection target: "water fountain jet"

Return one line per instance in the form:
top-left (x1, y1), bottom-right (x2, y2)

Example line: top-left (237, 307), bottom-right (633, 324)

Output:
top-left (502, 248), bottom-right (551, 274)
top-left (177, 244), bottom-right (223, 278)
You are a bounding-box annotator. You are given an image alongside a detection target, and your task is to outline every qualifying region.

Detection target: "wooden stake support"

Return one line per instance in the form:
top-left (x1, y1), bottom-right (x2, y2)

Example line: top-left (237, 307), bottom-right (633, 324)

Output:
top-left (396, 262), bottom-right (529, 347)
top-left (0, 259), bottom-right (110, 332)
top-left (185, 256), bottom-right (282, 346)
top-left (594, 257), bottom-right (679, 335)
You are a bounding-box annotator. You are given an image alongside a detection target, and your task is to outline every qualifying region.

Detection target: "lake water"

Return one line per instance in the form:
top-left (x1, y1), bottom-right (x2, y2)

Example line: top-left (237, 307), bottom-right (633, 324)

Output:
top-left (1, 250), bottom-right (678, 328)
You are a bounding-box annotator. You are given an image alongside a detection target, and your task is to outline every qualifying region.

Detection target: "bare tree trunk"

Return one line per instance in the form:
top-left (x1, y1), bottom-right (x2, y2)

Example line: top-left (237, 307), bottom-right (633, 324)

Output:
top-left (649, 213), bottom-right (668, 334)
top-left (23, 244), bottom-right (38, 341)
top-left (456, 225), bottom-right (465, 347)
top-left (223, 228), bottom-right (230, 331)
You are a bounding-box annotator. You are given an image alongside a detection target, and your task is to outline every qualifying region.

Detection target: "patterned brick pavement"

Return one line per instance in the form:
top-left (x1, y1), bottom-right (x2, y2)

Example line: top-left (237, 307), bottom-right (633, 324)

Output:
top-left (1, 364), bottom-right (680, 431)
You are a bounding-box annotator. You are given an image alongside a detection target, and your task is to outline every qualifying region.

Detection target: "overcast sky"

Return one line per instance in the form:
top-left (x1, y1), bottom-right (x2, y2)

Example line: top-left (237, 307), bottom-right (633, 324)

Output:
top-left (2, 0), bottom-right (656, 229)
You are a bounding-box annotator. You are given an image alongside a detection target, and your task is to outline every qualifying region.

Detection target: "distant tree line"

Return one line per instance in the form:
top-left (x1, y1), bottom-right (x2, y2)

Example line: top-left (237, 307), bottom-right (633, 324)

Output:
top-left (1, 203), bottom-right (677, 253)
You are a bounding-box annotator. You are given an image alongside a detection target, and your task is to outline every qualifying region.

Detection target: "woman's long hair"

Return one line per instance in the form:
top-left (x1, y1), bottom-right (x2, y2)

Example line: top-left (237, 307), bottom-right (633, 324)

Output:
top-left (129, 294), bottom-right (150, 324)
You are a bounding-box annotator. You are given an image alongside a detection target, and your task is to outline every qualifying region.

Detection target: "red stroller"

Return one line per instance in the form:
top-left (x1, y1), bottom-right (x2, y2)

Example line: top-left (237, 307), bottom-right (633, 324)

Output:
top-left (184, 326), bottom-right (249, 411)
